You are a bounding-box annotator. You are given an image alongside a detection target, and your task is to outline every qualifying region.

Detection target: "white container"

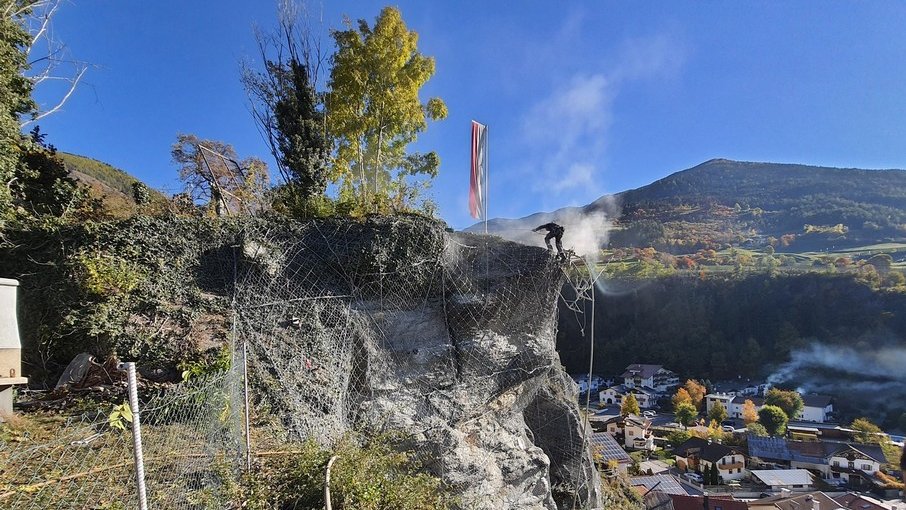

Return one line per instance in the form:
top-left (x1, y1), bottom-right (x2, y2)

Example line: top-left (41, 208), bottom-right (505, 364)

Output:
top-left (0, 278), bottom-right (23, 379)
top-left (0, 278), bottom-right (27, 418)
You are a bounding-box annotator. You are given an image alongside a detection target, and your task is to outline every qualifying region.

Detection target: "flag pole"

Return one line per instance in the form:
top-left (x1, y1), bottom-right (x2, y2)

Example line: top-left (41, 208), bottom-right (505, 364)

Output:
top-left (484, 124), bottom-right (489, 235)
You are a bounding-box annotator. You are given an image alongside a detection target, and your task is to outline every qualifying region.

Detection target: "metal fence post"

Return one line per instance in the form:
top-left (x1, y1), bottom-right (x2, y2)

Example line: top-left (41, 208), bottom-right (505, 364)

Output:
top-left (243, 339), bottom-right (251, 471)
top-left (124, 362), bottom-right (149, 510)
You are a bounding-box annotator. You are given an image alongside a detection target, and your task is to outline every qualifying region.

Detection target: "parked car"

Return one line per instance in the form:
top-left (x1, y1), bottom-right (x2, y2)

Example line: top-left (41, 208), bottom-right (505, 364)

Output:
top-left (722, 425), bottom-right (735, 433)
top-left (682, 472), bottom-right (704, 484)
top-left (643, 410), bottom-right (656, 418)
top-left (664, 422), bottom-right (682, 429)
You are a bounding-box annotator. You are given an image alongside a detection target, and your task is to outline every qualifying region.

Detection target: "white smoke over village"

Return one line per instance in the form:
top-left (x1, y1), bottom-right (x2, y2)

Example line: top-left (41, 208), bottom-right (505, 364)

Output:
top-left (768, 339), bottom-right (906, 425)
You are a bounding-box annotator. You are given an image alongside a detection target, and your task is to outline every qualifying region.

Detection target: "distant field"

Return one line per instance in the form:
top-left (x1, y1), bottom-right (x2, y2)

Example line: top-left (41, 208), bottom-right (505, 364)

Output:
top-left (585, 242), bottom-right (906, 278)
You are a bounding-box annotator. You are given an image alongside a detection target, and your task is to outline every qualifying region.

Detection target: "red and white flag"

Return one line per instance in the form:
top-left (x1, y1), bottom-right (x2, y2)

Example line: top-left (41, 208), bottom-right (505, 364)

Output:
top-left (469, 121), bottom-right (488, 219)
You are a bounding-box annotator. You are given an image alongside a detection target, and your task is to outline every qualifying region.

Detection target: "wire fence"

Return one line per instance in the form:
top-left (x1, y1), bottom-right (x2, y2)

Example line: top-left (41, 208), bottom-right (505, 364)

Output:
top-left (0, 369), bottom-right (244, 509)
top-left (0, 217), bottom-right (601, 509)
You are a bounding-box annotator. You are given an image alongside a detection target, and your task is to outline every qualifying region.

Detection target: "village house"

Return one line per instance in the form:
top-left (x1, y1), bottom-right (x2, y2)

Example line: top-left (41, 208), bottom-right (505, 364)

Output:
top-left (747, 436), bottom-right (887, 489)
top-left (630, 474), bottom-right (699, 496)
top-left (833, 492), bottom-right (893, 510)
top-left (705, 392), bottom-right (734, 414)
top-left (673, 437), bottom-right (747, 482)
top-left (603, 414), bottom-right (655, 450)
top-left (798, 394), bottom-right (833, 423)
top-left (621, 364), bottom-right (679, 393)
top-left (571, 374), bottom-right (608, 395)
top-left (670, 494), bottom-right (747, 510)
top-left (598, 384), bottom-right (655, 408)
top-left (749, 470), bottom-right (816, 492)
top-left (728, 394), bottom-right (764, 419)
top-left (708, 392), bottom-right (834, 423)
top-left (710, 379), bottom-right (769, 397)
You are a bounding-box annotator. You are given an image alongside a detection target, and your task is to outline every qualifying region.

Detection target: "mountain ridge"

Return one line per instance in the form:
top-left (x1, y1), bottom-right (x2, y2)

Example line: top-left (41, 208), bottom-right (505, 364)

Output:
top-left (468, 159), bottom-right (906, 252)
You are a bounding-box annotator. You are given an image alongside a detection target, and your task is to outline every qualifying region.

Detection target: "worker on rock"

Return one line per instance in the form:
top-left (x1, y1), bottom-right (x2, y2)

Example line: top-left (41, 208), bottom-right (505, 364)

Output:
top-left (533, 222), bottom-right (566, 261)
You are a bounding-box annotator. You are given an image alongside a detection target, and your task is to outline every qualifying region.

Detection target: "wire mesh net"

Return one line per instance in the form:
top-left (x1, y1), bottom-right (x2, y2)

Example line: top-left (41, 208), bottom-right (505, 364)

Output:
top-left (235, 217), bottom-right (599, 508)
top-left (0, 370), bottom-right (245, 509)
top-left (0, 216), bottom-right (600, 509)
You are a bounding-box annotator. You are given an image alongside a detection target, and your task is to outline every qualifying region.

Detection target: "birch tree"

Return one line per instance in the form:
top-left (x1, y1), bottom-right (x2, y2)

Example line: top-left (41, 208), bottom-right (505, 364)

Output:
top-left (327, 6), bottom-right (447, 213)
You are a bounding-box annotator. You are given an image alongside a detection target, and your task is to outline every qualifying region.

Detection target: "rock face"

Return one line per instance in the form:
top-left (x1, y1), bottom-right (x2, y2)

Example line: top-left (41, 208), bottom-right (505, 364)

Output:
top-left (237, 216), bottom-right (602, 509)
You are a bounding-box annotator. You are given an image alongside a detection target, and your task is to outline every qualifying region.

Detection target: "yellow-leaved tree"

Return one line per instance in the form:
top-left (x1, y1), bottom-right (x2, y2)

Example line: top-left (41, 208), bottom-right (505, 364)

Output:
top-left (621, 393), bottom-right (641, 416)
top-left (327, 6), bottom-right (448, 215)
top-left (742, 399), bottom-right (759, 424)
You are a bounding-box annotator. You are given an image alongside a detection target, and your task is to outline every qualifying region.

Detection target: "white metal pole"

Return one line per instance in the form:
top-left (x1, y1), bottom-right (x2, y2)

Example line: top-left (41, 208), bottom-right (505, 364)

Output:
top-left (484, 124), bottom-right (489, 235)
top-left (125, 362), bottom-right (149, 510)
top-left (243, 339), bottom-right (251, 471)
top-left (324, 455), bottom-right (338, 510)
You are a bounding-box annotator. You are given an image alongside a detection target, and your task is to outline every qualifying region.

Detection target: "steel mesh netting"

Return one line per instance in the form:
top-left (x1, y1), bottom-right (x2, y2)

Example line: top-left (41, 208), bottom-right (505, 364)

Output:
top-left (234, 217), bottom-right (599, 508)
top-left (0, 368), bottom-right (245, 509)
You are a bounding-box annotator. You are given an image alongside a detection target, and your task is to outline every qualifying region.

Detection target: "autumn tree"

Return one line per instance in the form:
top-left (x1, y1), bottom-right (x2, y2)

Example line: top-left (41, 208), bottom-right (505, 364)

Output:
top-left (673, 387), bottom-right (693, 411)
top-left (742, 399), bottom-right (759, 425)
top-left (708, 419), bottom-right (725, 442)
top-left (765, 388), bottom-right (803, 421)
top-left (242, 0), bottom-right (331, 215)
top-left (708, 401), bottom-right (728, 424)
top-left (327, 6), bottom-right (448, 214)
top-left (758, 405), bottom-right (788, 436)
top-left (171, 134), bottom-right (269, 216)
top-left (675, 402), bottom-right (698, 429)
top-left (621, 393), bottom-right (640, 416)
top-left (851, 417), bottom-right (886, 444)
top-left (684, 379), bottom-right (707, 410)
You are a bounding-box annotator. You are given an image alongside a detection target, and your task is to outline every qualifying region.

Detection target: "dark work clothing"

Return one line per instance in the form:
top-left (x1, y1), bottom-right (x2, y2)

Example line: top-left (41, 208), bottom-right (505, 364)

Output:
top-left (533, 223), bottom-right (565, 259)
top-left (901, 445), bottom-right (906, 470)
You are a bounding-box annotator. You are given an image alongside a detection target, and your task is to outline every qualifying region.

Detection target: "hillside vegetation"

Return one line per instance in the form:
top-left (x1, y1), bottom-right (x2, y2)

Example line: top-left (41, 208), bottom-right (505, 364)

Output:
top-left (611, 159), bottom-right (906, 251)
top-left (58, 152), bottom-right (167, 218)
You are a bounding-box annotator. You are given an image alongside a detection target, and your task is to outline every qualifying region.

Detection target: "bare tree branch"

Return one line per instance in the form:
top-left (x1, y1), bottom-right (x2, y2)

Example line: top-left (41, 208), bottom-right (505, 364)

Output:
top-left (241, 0), bottom-right (327, 184)
top-left (24, 65), bottom-right (85, 126)
top-left (11, 0), bottom-right (91, 127)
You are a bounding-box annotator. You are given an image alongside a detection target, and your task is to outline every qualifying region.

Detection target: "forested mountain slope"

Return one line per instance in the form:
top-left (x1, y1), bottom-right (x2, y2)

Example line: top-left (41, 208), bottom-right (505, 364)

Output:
top-left (472, 159), bottom-right (906, 252)
top-left (59, 152), bottom-right (167, 217)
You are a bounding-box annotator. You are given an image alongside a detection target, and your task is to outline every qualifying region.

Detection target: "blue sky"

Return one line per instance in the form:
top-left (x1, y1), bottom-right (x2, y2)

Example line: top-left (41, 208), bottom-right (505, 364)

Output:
top-left (31, 1), bottom-right (906, 229)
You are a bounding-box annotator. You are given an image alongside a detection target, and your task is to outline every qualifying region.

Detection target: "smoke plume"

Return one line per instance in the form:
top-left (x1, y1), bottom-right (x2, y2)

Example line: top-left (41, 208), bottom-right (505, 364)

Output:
top-left (768, 339), bottom-right (906, 430)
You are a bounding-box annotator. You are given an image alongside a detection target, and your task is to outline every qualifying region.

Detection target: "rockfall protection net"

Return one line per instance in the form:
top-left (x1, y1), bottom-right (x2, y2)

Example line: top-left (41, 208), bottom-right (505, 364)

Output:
top-left (0, 217), bottom-right (601, 509)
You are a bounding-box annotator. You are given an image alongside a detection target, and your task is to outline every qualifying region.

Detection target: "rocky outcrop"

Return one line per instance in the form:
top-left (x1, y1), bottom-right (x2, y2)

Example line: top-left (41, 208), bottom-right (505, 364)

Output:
top-left (239, 216), bottom-right (602, 509)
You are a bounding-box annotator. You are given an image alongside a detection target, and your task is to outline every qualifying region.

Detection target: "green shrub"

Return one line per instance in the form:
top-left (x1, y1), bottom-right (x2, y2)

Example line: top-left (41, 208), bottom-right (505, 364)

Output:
top-left (74, 252), bottom-right (144, 297)
top-left (240, 433), bottom-right (454, 510)
top-left (178, 345), bottom-right (232, 382)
